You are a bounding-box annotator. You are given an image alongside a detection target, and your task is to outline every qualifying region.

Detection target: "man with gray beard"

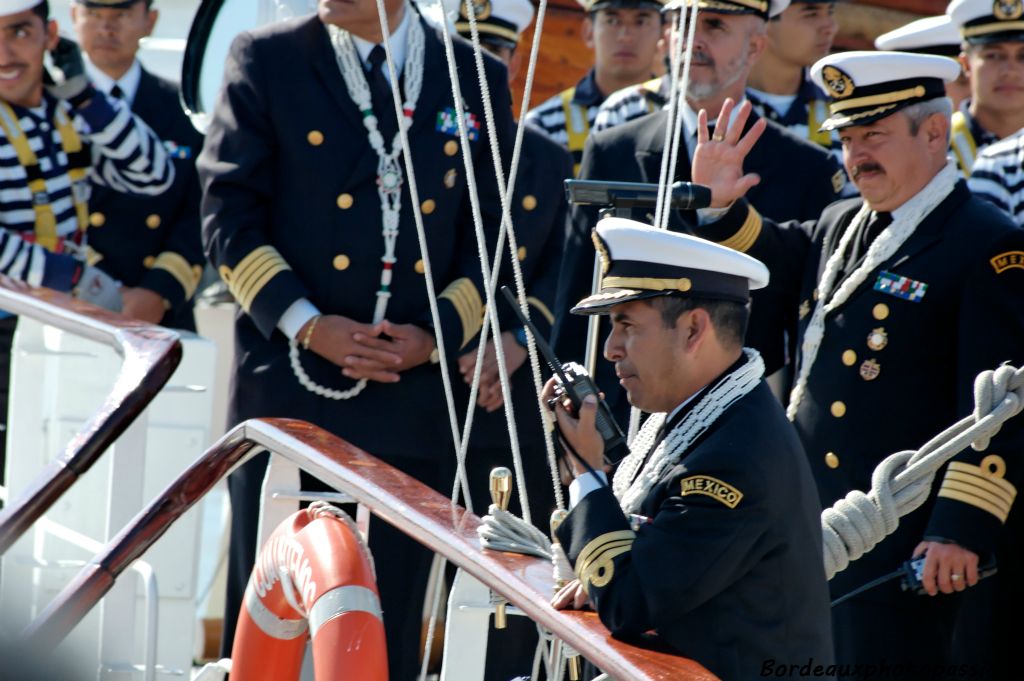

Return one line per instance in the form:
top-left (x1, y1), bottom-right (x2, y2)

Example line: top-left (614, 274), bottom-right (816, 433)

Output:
top-left (553, 0), bottom-right (845, 421)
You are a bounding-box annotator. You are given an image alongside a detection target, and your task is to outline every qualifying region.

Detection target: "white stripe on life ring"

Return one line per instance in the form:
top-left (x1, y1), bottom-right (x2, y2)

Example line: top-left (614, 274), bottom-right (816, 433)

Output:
top-left (308, 585), bottom-right (383, 640)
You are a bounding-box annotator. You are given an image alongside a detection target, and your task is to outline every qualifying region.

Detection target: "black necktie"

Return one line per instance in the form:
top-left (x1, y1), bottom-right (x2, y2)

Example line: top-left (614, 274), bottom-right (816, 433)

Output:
top-left (862, 211), bottom-right (893, 252)
top-left (109, 84), bottom-right (124, 99)
top-left (366, 45), bottom-right (399, 143)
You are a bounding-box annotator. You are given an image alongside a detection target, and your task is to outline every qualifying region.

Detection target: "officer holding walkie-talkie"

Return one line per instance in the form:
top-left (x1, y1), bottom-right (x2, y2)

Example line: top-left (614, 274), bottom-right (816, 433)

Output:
top-left (545, 218), bottom-right (833, 680)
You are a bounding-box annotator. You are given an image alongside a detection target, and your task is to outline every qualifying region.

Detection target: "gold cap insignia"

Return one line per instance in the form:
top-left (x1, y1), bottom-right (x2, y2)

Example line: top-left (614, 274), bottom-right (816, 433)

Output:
top-left (994, 0), bottom-right (1024, 21)
top-left (461, 0), bottom-right (492, 21)
top-left (822, 65), bottom-right (855, 100)
top-left (592, 230), bottom-right (612, 277)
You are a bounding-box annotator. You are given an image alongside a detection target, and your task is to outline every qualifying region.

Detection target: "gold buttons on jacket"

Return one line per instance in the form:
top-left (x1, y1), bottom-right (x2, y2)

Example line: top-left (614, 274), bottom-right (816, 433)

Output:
top-left (522, 195), bottom-right (537, 211)
top-left (444, 169), bottom-right (457, 188)
top-left (337, 193), bottom-right (354, 210)
top-left (146, 214), bottom-right (161, 229)
top-left (307, 130), bottom-right (324, 146)
top-left (517, 246), bottom-right (527, 261)
top-left (89, 212), bottom-right (105, 227)
top-left (825, 452), bottom-right (840, 469)
top-left (415, 259), bottom-right (425, 274)
top-left (333, 254), bottom-right (350, 271)
top-left (143, 255), bottom-right (155, 268)
top-left (830, 401), bottom-right (847, 418)
top-left (444, 140), bottom-right (458, 156)
top-left (421, 199), bottom-right (436, 215)
top-left (872, 303), bottom-right (889, 320)
top-left (842, 350), bottom-right (857, 366)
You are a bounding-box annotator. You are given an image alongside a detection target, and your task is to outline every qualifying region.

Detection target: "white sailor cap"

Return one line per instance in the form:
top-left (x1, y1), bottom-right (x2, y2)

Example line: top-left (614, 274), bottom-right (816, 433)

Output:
top-left (809, 51), bottom-right (960, 131)
top-left (571, 218), bottom-right (770, 315)
top-left (949, 0), bottom-right (1024, 44)
top-left (661, 0), bottom-right (792, 20)
top-left (453, 0), bottom-right (534, 46)
top-left (875, 15), bottom-right (964, 58)
top-left (0, 0), bottom-right (45, 16)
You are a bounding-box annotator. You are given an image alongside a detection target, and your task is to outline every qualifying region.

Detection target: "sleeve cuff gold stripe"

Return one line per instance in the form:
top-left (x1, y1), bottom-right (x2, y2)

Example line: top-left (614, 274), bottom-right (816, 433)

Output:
top-left (526, 296), bottom-right (555, 326)
top-left (439, 278), bottom-right (484, 349)
top-left (940, 478), bottom-right (1012, 516)
top-left (938, 485), bottom-right (1010, 523)
top-left (152, 252), bottom-right (200, 300)
top-left (947, 461), bottom-right (1017, 498)
top-left (233, 251), bottom-right (278, 297)
top-left (943, 470), bottom-right (1016, 508)
top-left (237, 263), bottom-right (289, 313)
top-left (576, 529), bottom-right (636, 569)
top-left (719, 205), bottom-right (762, 253)
top-left (578, 543), bottom-right (633, 593)
top-left (232, 245), bottom-right (279, 283)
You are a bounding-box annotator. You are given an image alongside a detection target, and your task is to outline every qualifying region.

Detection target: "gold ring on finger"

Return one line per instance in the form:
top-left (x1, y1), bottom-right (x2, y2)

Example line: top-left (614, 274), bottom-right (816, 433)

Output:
top-left (951, 574), bottom-right (963, 581)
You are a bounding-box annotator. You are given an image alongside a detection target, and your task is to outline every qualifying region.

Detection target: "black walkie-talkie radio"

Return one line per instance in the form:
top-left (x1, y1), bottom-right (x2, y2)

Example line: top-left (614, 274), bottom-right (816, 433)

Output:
top-left (500, 286), bottom-right (628, 464)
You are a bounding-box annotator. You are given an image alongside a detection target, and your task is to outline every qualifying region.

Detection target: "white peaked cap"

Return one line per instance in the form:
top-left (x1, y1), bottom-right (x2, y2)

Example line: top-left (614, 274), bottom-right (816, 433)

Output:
top-left (875, 15), bottom-right (963, 56)
top-left (572, 217), bottom-right (770, 315)
top-left (0, 0), bottom-right (44, 16)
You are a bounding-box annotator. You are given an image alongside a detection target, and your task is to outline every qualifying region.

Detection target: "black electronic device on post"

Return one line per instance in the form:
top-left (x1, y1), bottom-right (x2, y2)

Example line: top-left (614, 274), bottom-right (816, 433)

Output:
top-left (500, 286), bottom-right (628, 465)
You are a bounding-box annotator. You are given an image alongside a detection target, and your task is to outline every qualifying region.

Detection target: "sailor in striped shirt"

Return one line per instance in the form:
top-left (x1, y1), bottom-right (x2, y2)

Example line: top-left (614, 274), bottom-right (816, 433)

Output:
top-left (746, 1), bottom-right (841, 163)
top-left (523, 0), bottom-right (665, 173)
top-left (969, 129), bottom-right (1024, 224)
top-left (945, 0), bottom-right (1024, 175)
top-left (0, 0), bottom-right (173, 300)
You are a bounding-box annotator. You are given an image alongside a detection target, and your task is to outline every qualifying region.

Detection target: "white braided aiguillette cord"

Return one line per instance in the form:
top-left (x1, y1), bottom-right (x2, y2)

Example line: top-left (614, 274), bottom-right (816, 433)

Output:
top-left (821, 364), bottom-right (1024, 579)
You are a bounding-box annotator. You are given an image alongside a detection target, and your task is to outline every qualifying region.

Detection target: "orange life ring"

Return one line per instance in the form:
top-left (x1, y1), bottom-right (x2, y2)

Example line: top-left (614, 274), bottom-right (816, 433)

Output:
top-left (230, 502), bottom-right (388, 680)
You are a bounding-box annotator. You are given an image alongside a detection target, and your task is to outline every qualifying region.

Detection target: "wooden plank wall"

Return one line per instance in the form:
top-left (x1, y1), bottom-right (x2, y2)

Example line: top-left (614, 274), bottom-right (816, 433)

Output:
top-left (510, 0), bottom-right (948, 113)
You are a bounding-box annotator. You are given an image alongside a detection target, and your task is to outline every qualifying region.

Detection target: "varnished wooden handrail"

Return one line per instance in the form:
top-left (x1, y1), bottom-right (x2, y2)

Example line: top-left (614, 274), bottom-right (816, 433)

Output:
top-left (23, 418), bottom-right (716, 681)
top-left (0, 284), bottom-right (182, 555)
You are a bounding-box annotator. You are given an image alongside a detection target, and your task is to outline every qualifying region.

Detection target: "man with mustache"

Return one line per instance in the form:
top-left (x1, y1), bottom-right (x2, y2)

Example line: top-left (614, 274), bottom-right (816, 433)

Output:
top-left (523, 0), bottom-right (665, 174)
top-left (198, 0), bottom-right (513, 674)
top-left (0, 0), bottom-right (172, 484)
top-left (546, 219), bottom-right (833, 679)
top-left (69, 0), bottom-right (204, 329)
top-left (691, 51), bottom-right (1024, 679)
top-left (553, 0), bottom-right (845, 423)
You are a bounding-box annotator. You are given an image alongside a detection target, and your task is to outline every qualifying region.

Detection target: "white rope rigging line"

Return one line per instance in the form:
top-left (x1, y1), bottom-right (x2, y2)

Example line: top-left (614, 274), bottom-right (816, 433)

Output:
top-left (654, 1), bottom-right (699, 232)
top-left (428, 5), bottom-right (531, 526)
top-left (371, 0), bottom-right (475, 511)
top-left (628, 3), bottom-right (699, 444)
top-left (452, 0), bottom-right (571, 522)
top-left (787, 160), bottom-right (959, 421)
top-left (822, 363), bottom-right (1024, 580)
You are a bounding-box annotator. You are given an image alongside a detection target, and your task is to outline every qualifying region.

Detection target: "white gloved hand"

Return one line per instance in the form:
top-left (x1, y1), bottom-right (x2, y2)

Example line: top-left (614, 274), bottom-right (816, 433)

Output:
top-left (74, 265), bottom-right (123, 313)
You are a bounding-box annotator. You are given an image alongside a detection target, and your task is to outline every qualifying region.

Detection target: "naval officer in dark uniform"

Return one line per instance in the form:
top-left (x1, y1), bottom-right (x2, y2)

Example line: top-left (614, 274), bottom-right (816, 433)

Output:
top-left (547, 219), bottom-right (833, 680)
top-left (690, 52), bottom-right (1024, 679)
top-left (553, 0), bottom-right (846, 423)
top-left (198, 0), bottom-right (513, 674)
top-left (71, 0), bottom-right (204, 328)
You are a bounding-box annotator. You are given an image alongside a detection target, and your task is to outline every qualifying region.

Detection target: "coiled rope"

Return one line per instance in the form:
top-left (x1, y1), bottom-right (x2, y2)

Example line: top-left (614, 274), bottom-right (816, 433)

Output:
top-left (822, 364), bottom-right (1024, 579)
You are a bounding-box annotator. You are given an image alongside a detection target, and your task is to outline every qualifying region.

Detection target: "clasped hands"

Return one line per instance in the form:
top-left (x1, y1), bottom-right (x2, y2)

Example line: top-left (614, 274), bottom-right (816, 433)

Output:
top-left (301, 315), bottom-right (436, 383)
